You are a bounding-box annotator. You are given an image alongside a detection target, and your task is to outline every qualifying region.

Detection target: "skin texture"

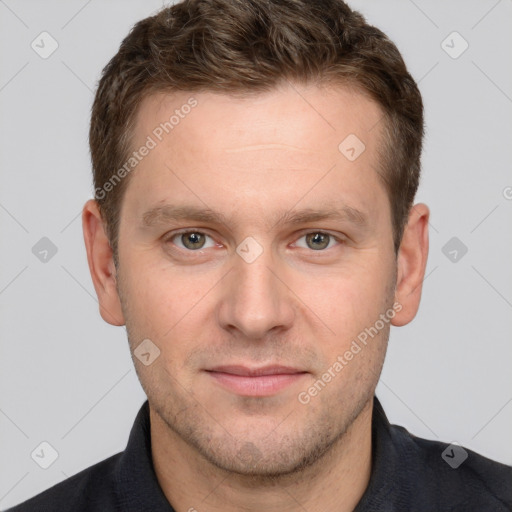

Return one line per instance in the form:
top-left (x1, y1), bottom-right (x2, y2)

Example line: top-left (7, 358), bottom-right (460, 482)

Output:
top-left (83, 82), bottom-right (429, 512)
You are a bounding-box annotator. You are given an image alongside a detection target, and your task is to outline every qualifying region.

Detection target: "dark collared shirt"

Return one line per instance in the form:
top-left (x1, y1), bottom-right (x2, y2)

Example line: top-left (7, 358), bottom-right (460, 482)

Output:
top-left (7, 397), bottom-right (512, 511)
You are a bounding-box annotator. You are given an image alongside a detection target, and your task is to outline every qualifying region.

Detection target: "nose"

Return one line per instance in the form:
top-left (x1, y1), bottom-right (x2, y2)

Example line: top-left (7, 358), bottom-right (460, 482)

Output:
top-left (216, 247), bottom-right (295, 340)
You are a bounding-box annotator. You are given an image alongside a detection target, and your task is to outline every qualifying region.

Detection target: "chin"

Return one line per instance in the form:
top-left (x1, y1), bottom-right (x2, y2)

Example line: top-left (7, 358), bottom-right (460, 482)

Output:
top-left (199, 444), bottom-right (313, 478)
top-left (186, 423), bottom-right (342, 480)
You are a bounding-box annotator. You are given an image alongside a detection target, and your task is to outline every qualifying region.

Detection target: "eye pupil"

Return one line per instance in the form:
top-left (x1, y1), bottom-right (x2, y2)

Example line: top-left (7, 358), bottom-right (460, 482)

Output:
top-left (306, 233), bottom-right (330, 250)
top-left (182, 232), bottom-right (205, 250)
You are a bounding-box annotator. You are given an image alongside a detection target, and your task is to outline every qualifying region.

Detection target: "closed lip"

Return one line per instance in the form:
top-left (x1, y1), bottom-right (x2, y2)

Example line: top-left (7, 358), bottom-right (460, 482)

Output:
top-left (205, 365), bottom-right (309, 396)
top-left (205, 365), bottom-right (307, 377)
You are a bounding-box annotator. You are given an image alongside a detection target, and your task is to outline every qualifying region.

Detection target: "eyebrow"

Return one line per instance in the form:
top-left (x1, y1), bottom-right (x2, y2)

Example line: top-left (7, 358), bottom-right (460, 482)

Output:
top-left (141, 204), bottom-right (369, 231)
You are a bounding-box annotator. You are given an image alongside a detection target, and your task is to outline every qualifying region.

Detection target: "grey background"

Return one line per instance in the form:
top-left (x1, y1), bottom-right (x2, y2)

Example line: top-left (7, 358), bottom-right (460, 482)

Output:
top-left (1, 0), bottom-right (511, 508)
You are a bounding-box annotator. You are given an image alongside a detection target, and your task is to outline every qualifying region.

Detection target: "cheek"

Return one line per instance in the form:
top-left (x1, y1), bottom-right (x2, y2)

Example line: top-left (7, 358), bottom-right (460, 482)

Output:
top-left (119, 236), bottom-right (394, 345)
top-left (119, 256), bottom-right (217, 343)
top-left (300, 258), bottom-right (393, 337)
top-left (118, 263), bottom-right (208, 386)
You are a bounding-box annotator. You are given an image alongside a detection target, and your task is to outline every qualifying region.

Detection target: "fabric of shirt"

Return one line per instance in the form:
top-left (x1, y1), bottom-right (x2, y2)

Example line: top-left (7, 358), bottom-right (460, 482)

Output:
top-left (6, 397), bottom-right (512, 511)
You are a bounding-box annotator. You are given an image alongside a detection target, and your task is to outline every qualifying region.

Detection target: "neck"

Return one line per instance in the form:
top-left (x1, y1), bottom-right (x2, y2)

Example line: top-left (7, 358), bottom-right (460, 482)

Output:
top-left (150, 398), bottom-right (373, 512)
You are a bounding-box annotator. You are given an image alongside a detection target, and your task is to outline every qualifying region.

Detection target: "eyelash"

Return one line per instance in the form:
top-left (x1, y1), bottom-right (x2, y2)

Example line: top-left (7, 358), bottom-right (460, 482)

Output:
top-left (165, 229), bottom-right (344, 252)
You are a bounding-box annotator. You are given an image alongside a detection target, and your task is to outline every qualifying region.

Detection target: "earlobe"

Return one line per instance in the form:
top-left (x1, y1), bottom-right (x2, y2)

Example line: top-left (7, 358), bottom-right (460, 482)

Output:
top-left (391, 203), bottom-right (430, 327)
top-left (82, 199), bottom-right (125, 326)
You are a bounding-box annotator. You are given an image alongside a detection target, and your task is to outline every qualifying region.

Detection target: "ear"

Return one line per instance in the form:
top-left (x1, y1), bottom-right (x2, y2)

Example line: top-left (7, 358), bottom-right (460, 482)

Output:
top-left (391, 203), bottom-right (430, 327)
top-left (82, 199), bottom-right (125, 326)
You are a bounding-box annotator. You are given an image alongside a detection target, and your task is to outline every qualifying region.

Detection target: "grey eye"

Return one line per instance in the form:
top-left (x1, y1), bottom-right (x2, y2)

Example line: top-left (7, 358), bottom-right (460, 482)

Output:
top-left (179, 232), bottom-right (207, 250)
top-left (305, 232), bottom-right (331, 250)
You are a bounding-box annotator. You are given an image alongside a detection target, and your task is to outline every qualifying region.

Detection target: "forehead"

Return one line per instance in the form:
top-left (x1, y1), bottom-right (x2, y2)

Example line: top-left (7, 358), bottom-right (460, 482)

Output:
top-left (124, 83), bottom-right (387, 225)
top-left (134, 83), bottom-right (382, 157)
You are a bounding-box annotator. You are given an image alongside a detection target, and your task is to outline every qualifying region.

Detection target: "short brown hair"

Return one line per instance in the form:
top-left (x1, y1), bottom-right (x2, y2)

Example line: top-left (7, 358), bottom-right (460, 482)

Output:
top-left (89, 0), bottom-right (424, 257)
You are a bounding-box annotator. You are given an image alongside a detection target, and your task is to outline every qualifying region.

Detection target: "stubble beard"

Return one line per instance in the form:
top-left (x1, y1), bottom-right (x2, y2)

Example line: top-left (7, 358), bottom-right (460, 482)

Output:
top-left (116, 258), bottom-right (396, 483)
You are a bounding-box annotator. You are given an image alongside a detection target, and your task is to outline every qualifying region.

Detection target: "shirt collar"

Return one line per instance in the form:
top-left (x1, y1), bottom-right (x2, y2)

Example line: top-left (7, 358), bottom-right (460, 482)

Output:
top-left (354, 396), bottom-right (412, 511)
top-left (115, 401), bottom-right (175, 511)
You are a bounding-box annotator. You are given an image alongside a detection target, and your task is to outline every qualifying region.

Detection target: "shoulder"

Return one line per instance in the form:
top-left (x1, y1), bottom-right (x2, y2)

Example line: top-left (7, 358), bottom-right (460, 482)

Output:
top-left (391, 423), bottom-right (512, 510)
top-left (5, 452), bottom-right (122, 512)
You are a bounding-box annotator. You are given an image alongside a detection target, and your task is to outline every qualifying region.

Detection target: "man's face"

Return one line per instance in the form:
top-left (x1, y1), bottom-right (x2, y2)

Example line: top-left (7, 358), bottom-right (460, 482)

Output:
top-left (115, 83), bottom-right (397, 475)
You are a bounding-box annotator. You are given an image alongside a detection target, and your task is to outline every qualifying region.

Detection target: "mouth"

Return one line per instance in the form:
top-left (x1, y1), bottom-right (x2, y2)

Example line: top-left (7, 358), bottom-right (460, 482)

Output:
top-left (204, 365), bottom-right (309, 397)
